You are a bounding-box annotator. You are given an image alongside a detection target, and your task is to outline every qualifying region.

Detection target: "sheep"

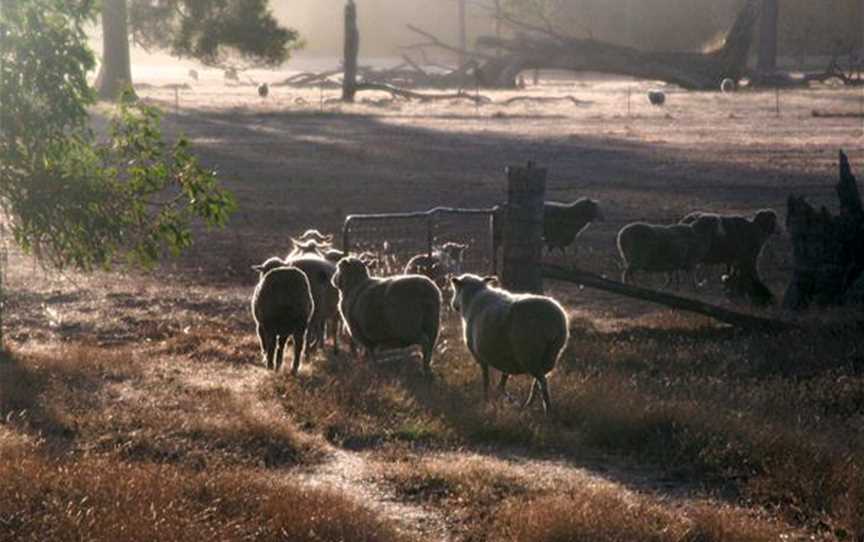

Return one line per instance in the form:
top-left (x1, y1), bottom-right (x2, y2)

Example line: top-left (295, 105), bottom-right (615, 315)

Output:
top-left (543, 199), bottom-right (604, 256)
top-left (492, 199), bottom-right (604, 259)
top-left (450, 274), bottom-right (569, 415)
top-left (617, 217), bottom-right (723, 287)
top-left (403, 242), bottom-right (468, 287)
top-left (287, 255), bottom-right (341, 354)
top-left (648, 90), bottom-right (666, 106)
top-left (251, 258), bottom-right (314, 374)
top-left (288, 238), bottom-right (330, 260)
top-left (679, 209), bottom-right (778, 276)
top-left (332, 257), bottom-right (441, 376)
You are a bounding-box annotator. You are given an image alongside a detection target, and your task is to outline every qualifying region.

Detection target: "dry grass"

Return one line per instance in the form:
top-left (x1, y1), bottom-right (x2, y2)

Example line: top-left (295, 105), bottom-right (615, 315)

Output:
top-left (264, 316), bottom-right (864, 539)
top-left (5, 76), bottom-right (864, 540)
top-left (377, 455), bottom-right (792, 542)
top-left (0, 446), bottom-right (406, 542)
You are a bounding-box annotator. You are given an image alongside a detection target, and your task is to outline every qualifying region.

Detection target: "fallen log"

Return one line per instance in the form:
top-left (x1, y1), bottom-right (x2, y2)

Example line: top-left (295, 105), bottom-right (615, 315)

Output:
top-left (541, 263), bottom-right (791, 332)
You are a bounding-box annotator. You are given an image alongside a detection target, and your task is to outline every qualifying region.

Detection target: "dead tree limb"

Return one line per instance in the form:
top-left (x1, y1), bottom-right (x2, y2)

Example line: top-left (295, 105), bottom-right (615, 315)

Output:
top-left (353, 82), bottom-right (491, 103)
top-left (542, 264), bottom-right (792, 332)
top-left (502, 95), bottom-right (590, 106)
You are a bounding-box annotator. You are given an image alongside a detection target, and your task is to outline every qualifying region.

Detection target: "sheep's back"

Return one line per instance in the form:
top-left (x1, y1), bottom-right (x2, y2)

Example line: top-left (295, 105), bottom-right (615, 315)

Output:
top-left (618, 223), bottom-right (699, 271)
top-left (252, 268), bottom-right (313, 327)
top-left (348, 275), bottom-right (441, 348)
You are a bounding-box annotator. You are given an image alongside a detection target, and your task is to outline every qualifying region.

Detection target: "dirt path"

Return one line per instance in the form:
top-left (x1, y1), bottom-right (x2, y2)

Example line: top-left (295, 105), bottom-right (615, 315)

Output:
top-left (166, 359), bottom-right (454, 541)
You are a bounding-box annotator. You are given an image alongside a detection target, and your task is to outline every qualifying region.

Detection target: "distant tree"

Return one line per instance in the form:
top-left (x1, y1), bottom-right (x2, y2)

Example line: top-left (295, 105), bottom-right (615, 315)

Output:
top-left (757, 0), bottom-right (778, 71)
top-left (0, 1), bottom-right (235, 270)
top-left (97, 0), bottom-right (301, 99)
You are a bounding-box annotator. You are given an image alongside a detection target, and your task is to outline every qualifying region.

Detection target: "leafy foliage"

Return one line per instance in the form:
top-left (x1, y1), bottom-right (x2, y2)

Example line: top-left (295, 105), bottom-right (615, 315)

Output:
top-left (128, 0), bottom-right (301, 68)
top-left (0, 1), bottom-right (235, 270)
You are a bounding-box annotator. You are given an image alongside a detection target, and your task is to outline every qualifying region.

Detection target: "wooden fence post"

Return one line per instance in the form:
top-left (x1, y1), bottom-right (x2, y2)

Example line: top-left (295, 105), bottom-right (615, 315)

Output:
top-left (502, 162), bottom-right (546, 293)
top-left (342, 0), bottom-right (359, 103)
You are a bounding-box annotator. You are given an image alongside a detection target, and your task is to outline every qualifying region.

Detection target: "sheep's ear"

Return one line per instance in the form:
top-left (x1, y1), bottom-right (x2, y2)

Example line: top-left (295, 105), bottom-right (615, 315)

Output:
top-left (482, 276), bottom-right (498, 286)
top-left (251, 264), bottom-right (263, 272)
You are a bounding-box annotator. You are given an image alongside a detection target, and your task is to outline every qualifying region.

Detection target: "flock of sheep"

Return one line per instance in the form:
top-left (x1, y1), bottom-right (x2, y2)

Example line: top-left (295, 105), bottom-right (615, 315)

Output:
top-left (250, 200), bottom-right (779, 414)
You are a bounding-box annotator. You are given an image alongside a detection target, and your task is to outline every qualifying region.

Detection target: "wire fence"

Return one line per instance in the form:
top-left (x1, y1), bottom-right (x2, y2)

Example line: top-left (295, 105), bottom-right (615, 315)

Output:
top-left (342, 206), bottom-right (499, 277)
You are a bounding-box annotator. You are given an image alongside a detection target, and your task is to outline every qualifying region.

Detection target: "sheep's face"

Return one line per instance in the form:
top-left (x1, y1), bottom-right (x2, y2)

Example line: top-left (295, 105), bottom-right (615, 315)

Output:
top-left (754, 210), bottom-right (778, 236)
top-left (440, 242), bottom-right (468, 269)
top-left (586, 200), bottom-right (605, 222)
top-left (332, 257), bottom-right (370, 292)
top-left (450, 274), bottom-right (496, 313)
top-left (252, 257), bottom-right (287, 276)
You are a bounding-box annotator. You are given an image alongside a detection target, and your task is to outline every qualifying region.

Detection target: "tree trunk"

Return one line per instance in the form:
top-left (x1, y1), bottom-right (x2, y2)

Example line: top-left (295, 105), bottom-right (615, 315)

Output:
top-left (474, 0), bottom-right (760, 90)
top-left (342, 0), bottom-right (359, 103)
top-left (95, 0), bottom-right (133, 100)
top-left (457, 0), bottom-right (467, 67)
top-left (783, 151), bottom-right (864, 310)
top-left (502, 162), bottom-right (546, 294)
top-left (757, 0), bottom-right (778, 72)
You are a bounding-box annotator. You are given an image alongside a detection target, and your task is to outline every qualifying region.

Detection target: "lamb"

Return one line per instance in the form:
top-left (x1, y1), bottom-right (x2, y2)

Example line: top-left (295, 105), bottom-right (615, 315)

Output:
top-left (450, 274), bottom-right (569, 415)
top-left (297, 229), bottom-right (333, 244)
top-left (543, 199), bottom-right (604, 256)
top-left (332, 257), bottom-right (441, 376)
top-left (286, 254), bottom-right (341, 353)
top-left (492, 199), bottom-right (604, 257)
top-left (617, 217), bottom-right (723, 287)
top-left (403, 242), bottom-right (468, 287)
top-left (251, 258), bottom-right (314, 374)
top-left (679, 209), bottom-right (778, 276)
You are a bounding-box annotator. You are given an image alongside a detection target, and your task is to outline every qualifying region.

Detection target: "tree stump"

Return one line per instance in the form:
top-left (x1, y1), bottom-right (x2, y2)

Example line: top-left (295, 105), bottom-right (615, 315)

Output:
top-left (783, 151), bottom-right (864, 310)
top-left (502, 162), bottom-right (546, 294)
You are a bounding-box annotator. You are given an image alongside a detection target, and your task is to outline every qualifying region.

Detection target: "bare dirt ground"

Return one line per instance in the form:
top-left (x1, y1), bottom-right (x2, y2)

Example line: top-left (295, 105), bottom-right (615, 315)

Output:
top-left (3, 68), bottom-right (863, 540)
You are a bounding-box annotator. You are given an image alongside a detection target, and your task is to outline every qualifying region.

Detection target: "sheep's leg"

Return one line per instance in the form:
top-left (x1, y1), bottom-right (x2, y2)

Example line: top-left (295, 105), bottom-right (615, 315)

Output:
top-left (262, 329), bottom-right (277, 370)
top-left (537, 376), bottom-right (552, 416)
top-left (498, 373), bottom-right (516, 403)
top-left (420, 338), bottom-right (434, 378)
top-left (522, 379), bottom-right (539, 409)
top-left (332, 316), bottom-right (340, 354)
top-left (291, 332), bottom-right (305, 375)
top-left (274, 335), bottom-right (288, 372)
top-left (481, 364), bottom-right (490, 402)
top-left (256, 324), bottom-right (269, 366)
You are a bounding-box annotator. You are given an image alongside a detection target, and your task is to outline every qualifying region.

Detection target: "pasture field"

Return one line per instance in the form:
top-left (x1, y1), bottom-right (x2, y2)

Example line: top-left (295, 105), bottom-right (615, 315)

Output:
top-left (2, 72), bottom-right (863, 541)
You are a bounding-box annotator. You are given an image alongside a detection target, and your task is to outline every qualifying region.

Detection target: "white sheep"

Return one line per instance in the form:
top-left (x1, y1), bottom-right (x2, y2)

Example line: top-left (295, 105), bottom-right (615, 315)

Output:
top-left (251, 258), bottom-right (314, 374)
top-left (332, 257), bottom-right (441, 376)
top-left (450, 274), bottom-right (569, 415)
top-left (617, 217), bottom-right (723, 288)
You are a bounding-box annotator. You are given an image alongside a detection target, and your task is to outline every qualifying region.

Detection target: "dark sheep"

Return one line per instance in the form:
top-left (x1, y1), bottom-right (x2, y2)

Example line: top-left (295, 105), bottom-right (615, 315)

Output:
top-left (251, 258), bottom-right (314, 374)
